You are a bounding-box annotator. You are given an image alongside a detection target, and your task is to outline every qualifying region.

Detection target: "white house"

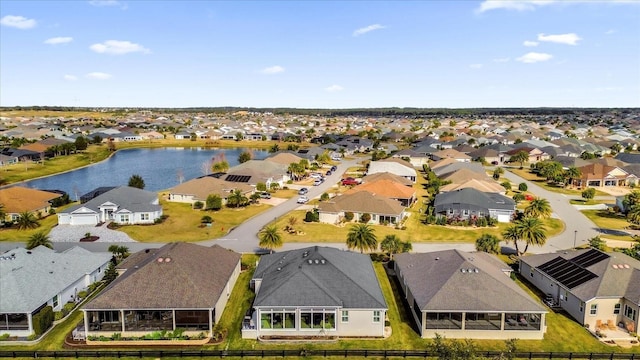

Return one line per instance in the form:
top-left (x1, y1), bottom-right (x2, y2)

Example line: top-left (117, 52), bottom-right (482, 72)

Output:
top-left (367, 159), bottom-right (417, 182)
top-left (58, 186), bottom-right (162, 226)
top-left (0, 246), bottom-right (111, 337)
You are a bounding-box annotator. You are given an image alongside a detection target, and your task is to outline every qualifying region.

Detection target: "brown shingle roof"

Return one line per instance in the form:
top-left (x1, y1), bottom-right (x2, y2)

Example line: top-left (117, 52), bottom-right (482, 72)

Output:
top-left (361, 172), bottom-right (413, 186)
top-left (317, 191), bottom-right (406, 216)
top-left (84, 243), bottom-right (240, 310)
top-left (169, 176), bottom-right (253, 201)
top-left (0, 187), bottom-right (61, 214)
top-left (346, 179), bottom-right (416, 199)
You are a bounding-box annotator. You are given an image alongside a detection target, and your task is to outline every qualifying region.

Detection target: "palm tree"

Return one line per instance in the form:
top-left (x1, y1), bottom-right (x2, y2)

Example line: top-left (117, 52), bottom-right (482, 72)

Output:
top-left (524, 198), bottom-right (552, 219)
top-left (627, 205), bottom-right (640, 225)
top-left (475, 234), bottom-right (501, 255)
top-left (346, 223), bottom-right (378, 253)
top-left (26, 231), bottom-right (53, 250)
top-left (502, 225), bottom-right (522, 255)
top-left (226, 189), bottom-right (248, 208)
top-left (380, 234), bottom-right (401, 260)
top-left (128, 174), bottom-right (145, 189)
top-left (259, 225), bottom-right (283, 253)
top-left (516, 217), bottom-right (547, 254)
top-left (0, 203), bottom-right (5, 224)
top-left (16, 211), bottom-right (39, 230)
top-left (564, 166), bottom-right (581, 187)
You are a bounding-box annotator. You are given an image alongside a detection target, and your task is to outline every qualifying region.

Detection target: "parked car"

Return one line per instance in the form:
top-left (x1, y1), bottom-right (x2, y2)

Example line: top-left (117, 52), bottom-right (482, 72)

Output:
top-left (330, 165), bottom-right (337, 172)
top-left (298, 187), bottom-right (308, 195)
top-left (310, 173), bottom-right (323, 179)
top-left (491, 161), bottom-right (499, 165)
top-left (331, 155), bottom-right (341, 161)
top-left (297, 196), bottom-right (309, 204)
top-left (313, 179), bottom-right (324, 186)
top-left (259, 192), bottom-right (271, 199)
top-left (326, 170), bottom-right (332, 176)
top-left (341, 177), bottom-right (359, 186)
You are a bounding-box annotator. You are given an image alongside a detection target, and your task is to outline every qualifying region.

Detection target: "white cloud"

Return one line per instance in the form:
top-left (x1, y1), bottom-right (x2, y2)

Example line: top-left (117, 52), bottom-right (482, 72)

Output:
top-left (476, 0), bottom-right (554, 13)
top-left (353, 24), bottom-right (386, 37)
top-left (89, 40), bottom-right (149, 55)
top-left (325, 85), bottom-right (343, 92)
top-left (63, 74), bottom-right (78, 81)
top-left (0, 15), bottom-right (37, 29)
top-left (44, 37), bottom-right (73, 45)
top-left (85, 72), bottom-right (112, 80)
top-left (493, 57), bottom-right (510, 63)
top-left (523, 40), bottom-right (539, 47)
top-left (537, 33), bottom-right (581, 45)
top-left (516, 52), bottom-right (553, 63)
top-left (469, 64), bottom-right (483, 69)
top-left (261, 65), bottom-right (285, 74)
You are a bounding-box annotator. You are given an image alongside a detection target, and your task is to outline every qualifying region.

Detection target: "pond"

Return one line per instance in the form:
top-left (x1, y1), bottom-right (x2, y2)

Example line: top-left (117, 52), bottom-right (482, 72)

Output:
top-left (23, 147), bottom-right (268, 199)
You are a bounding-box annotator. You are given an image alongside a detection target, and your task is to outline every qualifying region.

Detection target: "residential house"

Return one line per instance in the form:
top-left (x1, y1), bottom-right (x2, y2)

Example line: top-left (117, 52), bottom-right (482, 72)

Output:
top-left (174, 132), bottom-right (192, 140)
top-left (432, 162), bottom-right (486, 178)
top-left (0, 187), bottom-right (62, 222)
top-left (346, 178), bottom-right (416, 206)
top-left (519, 249), bottom-right (640, 334)
top-left (0, 246), bottom-right (111, 337)
top-left (367, 158), bottom-right (417, 182)
top-left (243, 246), bottom-right (387, 339)
top-left (57, 186), bottom-right (162, 226)
top-left (139, 131), bottom-right (164, 140)
top-left (434, 188), bottom-right (516, 223)
top-left (361, 172), bottom-right (414, 187)
top-left (391, 149), bottom-right (430, 168)
top-left (317, 191), bottom-right (407, 225)
top-left (83, 243), bottom-right (241, 338)
top-left (395, 250), bottom-right (546, 339)
top-left (167, 176), bottom-right (253, 206)
top-left (572, 163), bottom-right (636, 188)
top-left (264, 152), bottom-right (304, 166)
top-left (224, 159), bottom-right (290, 188)
top-left (431, 149), bottom-right (472, 162)
top-left (0, 154), bottom-right (18, 166)
top-left (440, 179), bottom-right (506, 195)
top-left (468, 148), bottom-right (502, 165)
top-left (616, 153), bottom-right (640, 165)
top-left (505, 147), bottom-right (549, 164)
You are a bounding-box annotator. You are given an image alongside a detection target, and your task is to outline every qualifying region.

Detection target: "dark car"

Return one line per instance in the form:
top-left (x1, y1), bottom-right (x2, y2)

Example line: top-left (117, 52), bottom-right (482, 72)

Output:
top-left (298, 187), bottom-right (308, 195)
top-left (491, 161), bottom-right (499, 165)
top-left (330, 165), bottom-right (337, 172)
top-left (326, 170), bottom-right (332, 176)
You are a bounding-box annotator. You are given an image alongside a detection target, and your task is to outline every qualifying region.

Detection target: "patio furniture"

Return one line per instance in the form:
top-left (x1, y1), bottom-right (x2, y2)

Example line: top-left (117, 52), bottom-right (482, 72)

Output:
top-left (506, 318), bottom-right (517, 326)
top-left (607, 320), bottom-right (616, 330)
top-left (518, 316), bottom-right (528, 326)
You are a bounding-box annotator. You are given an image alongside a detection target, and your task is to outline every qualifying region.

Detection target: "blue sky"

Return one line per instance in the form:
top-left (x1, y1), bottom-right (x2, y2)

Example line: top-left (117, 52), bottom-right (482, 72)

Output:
top-left (1, 0), bottom-right (639, 108)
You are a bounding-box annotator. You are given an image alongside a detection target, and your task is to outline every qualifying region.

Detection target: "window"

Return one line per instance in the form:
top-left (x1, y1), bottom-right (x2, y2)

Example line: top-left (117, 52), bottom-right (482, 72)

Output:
top-left (579, 302), bottom-right (584, 312)
top-left (120, 214), bottom-right (130, 223)
top-left (52, 295), bottom-right (59, 308)
top-left (373, 310), bottom-right (381, 323)
top-left (447, 208), bottom-right (453, 215)
top-left (300, 309), bottom-right (335, 330)
top-left (462, 209), bottom-right (469, 216)
top-left (141, 213), bottom-right (149, 221)
top-left (614, 304), bottom-right (621, 315)
top-left (624, 305), bottom-right (637, 321)
top-left (589, 304), bottom-right (598, 316)
top-left (341, 311), bottom-right (349, 323)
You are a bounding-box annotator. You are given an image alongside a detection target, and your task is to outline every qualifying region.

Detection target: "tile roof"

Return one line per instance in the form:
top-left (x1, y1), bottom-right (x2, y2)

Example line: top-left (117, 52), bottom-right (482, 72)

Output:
top-left (0, 246), bottom-right (111, 313)
top-left (253, 246), bottom-right (387, 309)
top-left (84, 243), bottom-right (241, 310)
top-left (0, 186), bottom-right (62, 214)
top-left (395, 250), bottom-right (544, 312)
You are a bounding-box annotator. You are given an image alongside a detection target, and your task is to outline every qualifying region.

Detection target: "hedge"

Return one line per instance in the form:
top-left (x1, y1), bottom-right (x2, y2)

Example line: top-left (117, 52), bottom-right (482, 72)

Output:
top-left (32, 306), bottom-right (54, 335)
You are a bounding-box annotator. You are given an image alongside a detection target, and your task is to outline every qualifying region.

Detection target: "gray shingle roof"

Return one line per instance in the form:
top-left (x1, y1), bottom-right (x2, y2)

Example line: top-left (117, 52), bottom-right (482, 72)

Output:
top-left (395, 250), bottom-right (545, 312)
top-left (434, 188), bottom-right (515, 211)
top-left (0, 246), bottom-right (111, 313)
top-left (84, 243), bottom-right (240, 310)
top-left (62, 186), bottom-right (161, 214)
top-left (252, 246), bottom-right (387, 309)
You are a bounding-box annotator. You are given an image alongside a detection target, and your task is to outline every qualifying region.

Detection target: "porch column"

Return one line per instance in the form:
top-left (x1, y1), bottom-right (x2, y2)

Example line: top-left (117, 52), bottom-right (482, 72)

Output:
top-left (28, 313), bottom-right (34, 335)
top-left (461, 312), bottom-right (466, 330)
top-left (500, 313), bottom-right (505, 330)
top-left (172, 310), bottom-right (176, 331)
top-left (121, 310), bottom-right (125, 332)
top-left (83, 311), bottom-right (89, 337)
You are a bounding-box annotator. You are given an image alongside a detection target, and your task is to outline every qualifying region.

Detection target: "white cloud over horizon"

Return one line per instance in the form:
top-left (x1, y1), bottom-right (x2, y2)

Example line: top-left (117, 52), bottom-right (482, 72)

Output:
top-left (0, 15), bottom-right (37, 29)
top-left (325, 85), bottom-right (344, 92)
top-left (523, 40), bottom-right (539, 47)
top-left (85, 72), bottom-right (112, 80)
top-left (89, 40), bottom-right (149, 55)
top-left (537, 33), bottom-right (581, 45)
top-left (44, 37), bottom-right (73, 45)
top-left (517, 52), bottom-right (553, 63)
top-left (353, 24), bottom-right (386, 37)
top-left (477, 0), bottom-right (639, 13)
top-left (63, 74), bottom-right (78, 81)
top-left (493, 57), bottom-right (510, 63)
top-left (261, 65), bottom-right (285, 74)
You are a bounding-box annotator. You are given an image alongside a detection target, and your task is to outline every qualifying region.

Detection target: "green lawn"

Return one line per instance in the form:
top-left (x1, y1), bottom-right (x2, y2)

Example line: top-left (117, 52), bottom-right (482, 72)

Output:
top-left (0, 203), bottom-right (75, 242)
top-left (569, 199), bottom-right (613, 206)
top-left (581, 210), bottom-right (634, 241)
top-left (118, 199), bottom-right (271, 242)
top-left (509, 169), bottom-right (609, 197)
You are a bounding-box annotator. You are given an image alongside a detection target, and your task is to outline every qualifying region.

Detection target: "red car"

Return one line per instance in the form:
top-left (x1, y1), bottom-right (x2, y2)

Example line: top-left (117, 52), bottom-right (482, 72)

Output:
top-left (341, 177), bottom-right (359, 186)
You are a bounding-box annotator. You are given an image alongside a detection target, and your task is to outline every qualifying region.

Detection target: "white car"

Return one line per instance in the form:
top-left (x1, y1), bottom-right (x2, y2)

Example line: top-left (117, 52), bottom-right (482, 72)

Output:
top-left (309, 173), bottom-right (323, 179)
top-left (297, 196), bottom-right (309, 204)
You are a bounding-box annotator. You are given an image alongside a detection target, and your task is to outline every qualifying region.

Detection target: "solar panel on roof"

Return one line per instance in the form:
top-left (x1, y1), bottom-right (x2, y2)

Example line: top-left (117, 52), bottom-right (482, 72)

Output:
top-left (538, 256), bottom-right (598, 289)
top-left (225, 175), bottom-right (251, 183)
top-left (571, 249), bottom-right (610, 268)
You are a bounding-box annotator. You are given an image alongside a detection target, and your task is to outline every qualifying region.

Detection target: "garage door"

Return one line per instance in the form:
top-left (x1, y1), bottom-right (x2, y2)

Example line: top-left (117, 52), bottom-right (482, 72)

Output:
top-left (497, 214), bottom-right (511, 223)
top-left (71, 214), bottom-right (98, 225)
